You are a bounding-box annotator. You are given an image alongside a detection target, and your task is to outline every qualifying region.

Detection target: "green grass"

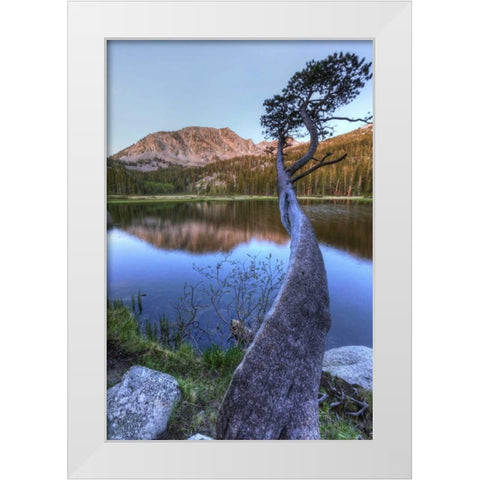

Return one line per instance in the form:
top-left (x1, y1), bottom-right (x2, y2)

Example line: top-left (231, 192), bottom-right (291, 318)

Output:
top-left (202, 345), bottom-right (245, 375)
top-left (107, 194), bottom-right (276, 204)
top-left (107, 194), bottom-right (372, 205)
top-left (107, 304), bottom-right (243, 438)
top-left (107, 303), bottom-right (372, 439)
top-left (318, 402), bottom-right (365, 440)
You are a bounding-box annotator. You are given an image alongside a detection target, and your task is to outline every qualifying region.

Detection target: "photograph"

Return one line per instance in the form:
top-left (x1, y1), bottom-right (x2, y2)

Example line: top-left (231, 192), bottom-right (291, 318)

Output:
top-left (105, 40), bottom-right (373, 441)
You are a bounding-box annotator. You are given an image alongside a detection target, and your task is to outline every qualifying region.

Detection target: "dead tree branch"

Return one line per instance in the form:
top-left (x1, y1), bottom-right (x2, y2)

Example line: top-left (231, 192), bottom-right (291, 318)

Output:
top-left (345, 403), bottom-right (368, 417)
top-left (291, 153), bottom-right (347, 184)
top-left (320, 116), bottom-right (372, 124)
top-left (318, 392), bottom-right (329, 405)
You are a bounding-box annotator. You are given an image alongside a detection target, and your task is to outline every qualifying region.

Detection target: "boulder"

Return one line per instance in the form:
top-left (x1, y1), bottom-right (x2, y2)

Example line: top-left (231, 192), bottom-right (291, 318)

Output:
top-left (187, 433), bottom-right (214, 440)
top-left (322, 346), bottom-right (373, 391)
top-left (107, 365), bottom-right (181, 440)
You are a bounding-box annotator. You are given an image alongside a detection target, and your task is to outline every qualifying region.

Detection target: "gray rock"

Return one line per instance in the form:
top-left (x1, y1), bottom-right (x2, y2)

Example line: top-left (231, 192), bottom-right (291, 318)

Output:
top-left (107, 365), bottom-right (181, 440)
top-left (187, 433), bottom-right (214, 440)
top-left (322, 346), bottom-right (373, 391)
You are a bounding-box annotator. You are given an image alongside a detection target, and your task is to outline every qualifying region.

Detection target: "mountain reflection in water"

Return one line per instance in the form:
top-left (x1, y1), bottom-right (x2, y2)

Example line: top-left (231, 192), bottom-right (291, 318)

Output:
top-left (108, 200), bottom-right (372, 259)
top-left (107, 199), bottom-right (372, 349)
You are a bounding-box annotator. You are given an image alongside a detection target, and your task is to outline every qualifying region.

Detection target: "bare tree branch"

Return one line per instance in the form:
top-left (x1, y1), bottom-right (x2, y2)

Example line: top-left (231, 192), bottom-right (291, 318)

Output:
top-left (312, 153), bottom-right (333, 162)
top-left (318, 393), bottom-right (329, 405)
top-left (345, 404), bottom-right (368, 417)
top-left (291, 153), bottom-right (347, 184)
top-left (320, 116), bottom-right (372, 124)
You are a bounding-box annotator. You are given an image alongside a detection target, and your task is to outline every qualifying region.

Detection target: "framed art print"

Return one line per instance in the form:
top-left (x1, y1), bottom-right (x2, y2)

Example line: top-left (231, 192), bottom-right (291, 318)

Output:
top-left (68, 1), bottom-right (411, 478)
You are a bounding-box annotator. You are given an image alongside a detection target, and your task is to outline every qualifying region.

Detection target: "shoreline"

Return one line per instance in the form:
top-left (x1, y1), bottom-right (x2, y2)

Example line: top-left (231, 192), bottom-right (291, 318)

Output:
top-left (107, 194), bottom-right (373, 204)
top-left (107, 304), bottom-right (373, 440)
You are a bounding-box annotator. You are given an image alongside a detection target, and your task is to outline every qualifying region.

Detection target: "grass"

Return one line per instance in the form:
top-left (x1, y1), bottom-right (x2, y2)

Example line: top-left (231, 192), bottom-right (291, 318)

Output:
top-left (107, 194), bottom-right (277, 204)
top-left (318, 403), bottom-right (365, 440)
top-left (107, 302), bottom-right (372, 440)
top-left (107, 194), bottom-right (372, 205)
top-left (107, 303), bottom-right (244, 439)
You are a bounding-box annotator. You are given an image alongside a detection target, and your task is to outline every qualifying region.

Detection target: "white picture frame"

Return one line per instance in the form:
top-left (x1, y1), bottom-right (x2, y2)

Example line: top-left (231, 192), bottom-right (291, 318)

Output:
top-left (68, 1), bottom-right (411, 478)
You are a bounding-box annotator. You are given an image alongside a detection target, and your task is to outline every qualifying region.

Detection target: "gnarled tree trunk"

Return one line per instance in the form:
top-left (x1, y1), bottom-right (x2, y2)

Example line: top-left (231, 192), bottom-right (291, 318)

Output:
top-left (216, 137), bottom-right (331, 440)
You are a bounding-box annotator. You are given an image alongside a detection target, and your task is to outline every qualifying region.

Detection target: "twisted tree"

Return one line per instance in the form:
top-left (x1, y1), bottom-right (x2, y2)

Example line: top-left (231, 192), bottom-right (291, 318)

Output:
top-left (216, 53), bottom-right (372, 439)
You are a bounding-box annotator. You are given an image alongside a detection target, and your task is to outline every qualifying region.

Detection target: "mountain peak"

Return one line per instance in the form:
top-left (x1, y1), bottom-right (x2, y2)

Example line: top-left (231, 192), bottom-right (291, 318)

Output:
top-left (110, 126), bottom-right (275, 170)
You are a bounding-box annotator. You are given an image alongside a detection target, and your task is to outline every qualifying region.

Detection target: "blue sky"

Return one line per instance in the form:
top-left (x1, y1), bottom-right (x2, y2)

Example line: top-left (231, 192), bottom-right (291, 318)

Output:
top-left (107, 41), bottom-right (373, 156)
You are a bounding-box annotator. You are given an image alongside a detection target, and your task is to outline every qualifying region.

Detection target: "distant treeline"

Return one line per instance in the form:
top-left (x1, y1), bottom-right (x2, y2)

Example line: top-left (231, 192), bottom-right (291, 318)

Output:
top-left (107, 127), bottom-right (372, 197)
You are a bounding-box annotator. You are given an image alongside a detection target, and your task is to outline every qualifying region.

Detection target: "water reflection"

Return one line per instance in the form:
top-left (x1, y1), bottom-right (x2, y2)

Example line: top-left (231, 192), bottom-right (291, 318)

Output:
top-left (107, 200), bottom-right (372, 349)
top-left (108, 200), bottom-right (372, 259)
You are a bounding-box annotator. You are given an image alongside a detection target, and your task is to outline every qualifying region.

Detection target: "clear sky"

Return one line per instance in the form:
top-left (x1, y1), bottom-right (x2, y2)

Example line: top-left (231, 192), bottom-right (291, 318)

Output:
top-left (107, 40), bottom-right (373, 156)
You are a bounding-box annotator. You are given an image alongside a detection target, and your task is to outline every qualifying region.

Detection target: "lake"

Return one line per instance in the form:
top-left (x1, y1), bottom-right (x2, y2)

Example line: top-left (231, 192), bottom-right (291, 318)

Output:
top-left (107, 199), bottom-right (372, 350)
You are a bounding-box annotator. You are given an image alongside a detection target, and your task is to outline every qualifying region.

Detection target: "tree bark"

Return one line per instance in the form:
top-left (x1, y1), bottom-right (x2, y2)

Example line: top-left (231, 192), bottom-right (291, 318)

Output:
top-left (216, 137), bottom-right (332, 440)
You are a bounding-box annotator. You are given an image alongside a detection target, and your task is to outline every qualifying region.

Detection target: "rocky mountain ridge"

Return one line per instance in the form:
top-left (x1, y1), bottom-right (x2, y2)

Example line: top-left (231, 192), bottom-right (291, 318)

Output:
top-left (109, 126), bottom-right (301, 171)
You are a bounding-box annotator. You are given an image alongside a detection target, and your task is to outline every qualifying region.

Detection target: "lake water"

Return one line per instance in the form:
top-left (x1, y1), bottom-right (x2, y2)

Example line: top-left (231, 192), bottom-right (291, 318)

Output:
top-left (107, 200), bottom-right (372, 350)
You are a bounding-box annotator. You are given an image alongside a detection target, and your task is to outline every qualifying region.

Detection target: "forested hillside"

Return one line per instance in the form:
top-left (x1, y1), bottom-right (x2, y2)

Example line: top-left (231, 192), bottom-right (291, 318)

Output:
top-left (107, 125), bottom-right (372, 197)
